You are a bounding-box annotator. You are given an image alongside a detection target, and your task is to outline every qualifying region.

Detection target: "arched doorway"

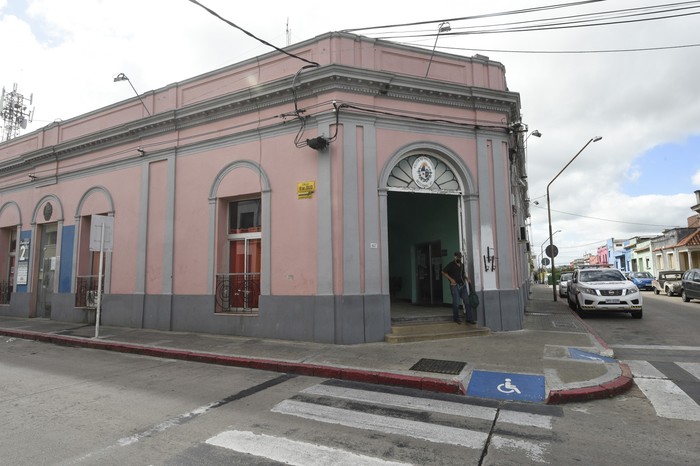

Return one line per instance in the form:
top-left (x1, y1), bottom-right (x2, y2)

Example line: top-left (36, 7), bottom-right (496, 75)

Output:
top-left (382, 151), bottom-right (470, 320)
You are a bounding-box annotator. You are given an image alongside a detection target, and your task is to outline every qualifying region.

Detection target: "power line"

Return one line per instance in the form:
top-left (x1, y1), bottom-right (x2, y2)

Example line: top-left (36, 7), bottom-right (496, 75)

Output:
top-left (531, 203), bottom-right (683, 228)
top-left (439, 1), bottom-right (700, 34)
top-left (342, 0), bottom-right (606, 32)
top-left (363, 1), bottom-right (700, 39)
top-left (186, 0), bottom-right (319, 67)
top-left (413, 42), bottom-right (700, 55)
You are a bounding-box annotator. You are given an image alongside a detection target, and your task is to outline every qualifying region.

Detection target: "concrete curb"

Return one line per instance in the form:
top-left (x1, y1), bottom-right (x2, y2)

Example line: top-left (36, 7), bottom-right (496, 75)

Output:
top-left (546, 362), bottom-right (633, 404)
top-left (535, 296), bottom-right (633, 403)
top-left (566, 302), bottom-right (616, 358)
top-left (2, 324), bottom-right (631, 404)
top-left (0, 328), bottom-right (462, 395)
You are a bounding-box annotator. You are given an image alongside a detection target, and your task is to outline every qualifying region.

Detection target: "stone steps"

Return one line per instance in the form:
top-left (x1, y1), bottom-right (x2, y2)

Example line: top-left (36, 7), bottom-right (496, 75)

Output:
top-left (384, 320), bottom-right (490, 343)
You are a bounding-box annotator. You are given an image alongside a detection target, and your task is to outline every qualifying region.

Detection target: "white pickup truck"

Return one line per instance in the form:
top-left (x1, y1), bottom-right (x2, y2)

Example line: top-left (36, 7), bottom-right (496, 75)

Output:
top-left (567, 267), bottom-right (643, 319)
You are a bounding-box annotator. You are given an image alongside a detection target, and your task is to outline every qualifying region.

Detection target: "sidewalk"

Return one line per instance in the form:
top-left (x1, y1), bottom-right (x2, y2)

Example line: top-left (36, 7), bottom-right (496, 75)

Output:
top-left (0, 284), bottom-right (631, 404)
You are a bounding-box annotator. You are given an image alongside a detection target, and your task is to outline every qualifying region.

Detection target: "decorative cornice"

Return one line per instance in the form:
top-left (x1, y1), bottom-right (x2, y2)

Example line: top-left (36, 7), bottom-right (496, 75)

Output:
top-left (0, 63), bottom-right (519, 177)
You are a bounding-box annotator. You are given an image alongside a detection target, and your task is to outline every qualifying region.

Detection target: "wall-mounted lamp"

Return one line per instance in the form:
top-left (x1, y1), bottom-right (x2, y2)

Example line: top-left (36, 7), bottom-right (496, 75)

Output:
top-left (525, 129), bottom-right (542, 142)
top-left (28, 174), bottom-right (36, 181)
top-left (137, 147), bottom-right (146, 156)
top-left (483, 246), bottom-right (496, 272)
top-left (113, 73), bottom-right (151, 116)
top-left (425, 22), bottom-right (451, 77)
top-left (306, 136), bottom-right (329, 150)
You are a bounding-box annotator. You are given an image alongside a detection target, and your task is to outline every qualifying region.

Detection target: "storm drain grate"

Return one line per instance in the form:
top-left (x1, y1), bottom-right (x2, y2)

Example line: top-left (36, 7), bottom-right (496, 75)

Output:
top-left (409, 358), bottom-right (466, 375)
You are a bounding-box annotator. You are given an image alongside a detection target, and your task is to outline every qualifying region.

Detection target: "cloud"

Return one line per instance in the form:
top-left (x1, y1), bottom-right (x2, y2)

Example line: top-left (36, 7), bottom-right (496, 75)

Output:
top-left (3, 0), bottom-right (699, 265)
top-left (693, 170), bottom-right (700, 187)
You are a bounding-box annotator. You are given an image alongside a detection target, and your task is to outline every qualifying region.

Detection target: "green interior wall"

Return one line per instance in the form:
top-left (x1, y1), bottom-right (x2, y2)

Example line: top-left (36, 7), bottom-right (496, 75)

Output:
top-left (387, 192), bottom-right (459, 304)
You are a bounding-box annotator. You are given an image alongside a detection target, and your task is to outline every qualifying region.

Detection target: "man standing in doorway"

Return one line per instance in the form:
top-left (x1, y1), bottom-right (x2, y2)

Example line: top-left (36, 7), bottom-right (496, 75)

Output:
top-left (442, 252), bottom-right (475, 324)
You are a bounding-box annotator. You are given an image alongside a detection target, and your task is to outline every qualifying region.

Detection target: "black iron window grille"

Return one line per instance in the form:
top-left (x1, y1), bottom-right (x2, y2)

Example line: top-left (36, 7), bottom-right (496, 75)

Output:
top-left (0, 280), bottom-right (11, 305)
top-left (215, 273), bottom-right (260, 313)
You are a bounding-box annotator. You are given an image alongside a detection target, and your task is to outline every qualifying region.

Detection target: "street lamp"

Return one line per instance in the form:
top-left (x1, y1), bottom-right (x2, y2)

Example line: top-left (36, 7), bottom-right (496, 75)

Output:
top-left (425, 22), bottom-right (451, 77)
top-left (526, 129), bottom-right (542, 142)
top-left (546, 136), bottom-right (602, 301)
top-left (113, 73), bottom-right (151, 116)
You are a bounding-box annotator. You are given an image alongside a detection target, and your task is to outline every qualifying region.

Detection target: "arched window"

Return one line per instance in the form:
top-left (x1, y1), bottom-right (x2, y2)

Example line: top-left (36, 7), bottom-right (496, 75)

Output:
top-left (387, 154), bottom-right (461, 193)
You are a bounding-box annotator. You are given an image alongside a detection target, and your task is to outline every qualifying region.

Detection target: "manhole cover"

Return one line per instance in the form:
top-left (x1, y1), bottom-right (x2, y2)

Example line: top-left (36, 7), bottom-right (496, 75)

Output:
top-left (410, 358), bottom-right (466, 375)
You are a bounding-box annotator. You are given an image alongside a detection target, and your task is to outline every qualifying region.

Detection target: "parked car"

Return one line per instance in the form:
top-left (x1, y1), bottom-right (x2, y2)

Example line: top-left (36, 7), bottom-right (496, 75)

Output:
top-left (627, 271), bottom-right (654, 291)
top-left (652, 270), bottom-right (684, 296)
top-left (558, 272), bottom-right (573, 298)
top-left (567, 267), bottom-right (643, 318)
top-left (681, 268), bottom-right (700, 302)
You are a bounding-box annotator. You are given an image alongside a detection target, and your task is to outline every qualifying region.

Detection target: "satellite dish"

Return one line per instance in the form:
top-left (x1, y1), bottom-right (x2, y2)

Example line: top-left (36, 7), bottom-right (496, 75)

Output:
top-left (20, 118), bottom-right (27, 129)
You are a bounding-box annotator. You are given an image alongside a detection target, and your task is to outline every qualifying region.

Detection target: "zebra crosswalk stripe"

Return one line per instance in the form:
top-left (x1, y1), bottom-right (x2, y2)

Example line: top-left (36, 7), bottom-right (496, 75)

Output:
top-left (302, 384), bottom-right (496, 420)
top-left (301, 384), bottom-right (552, 429)
top-left (624, 360), bottom-right (700, 422)
top-left (206, 430), bottom-right (411, 466)
top-left (623, 360), bottom-right (665, 379)
top-left (632, 378), bottom-right (700, 421)
top-left (272, 399), bottom-right (489, 449)
top-left (677, 362), bottom-right (700, 380)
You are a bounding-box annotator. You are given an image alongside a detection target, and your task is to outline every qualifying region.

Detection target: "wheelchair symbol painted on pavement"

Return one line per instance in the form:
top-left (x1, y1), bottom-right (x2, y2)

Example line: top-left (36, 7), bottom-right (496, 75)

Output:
top-left (497, 378), bottom-right (521, 394)
top-left (467, 370), bottom-right (545, 402)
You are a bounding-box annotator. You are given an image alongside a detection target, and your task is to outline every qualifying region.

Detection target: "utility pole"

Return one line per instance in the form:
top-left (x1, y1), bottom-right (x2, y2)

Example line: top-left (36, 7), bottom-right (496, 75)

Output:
top-left (1, 83), bottom-right (34, 141)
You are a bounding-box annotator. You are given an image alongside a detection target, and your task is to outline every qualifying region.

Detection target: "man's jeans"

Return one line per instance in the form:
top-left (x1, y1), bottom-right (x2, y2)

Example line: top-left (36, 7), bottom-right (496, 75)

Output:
top-left (450, 283), bottom-right (474, 322)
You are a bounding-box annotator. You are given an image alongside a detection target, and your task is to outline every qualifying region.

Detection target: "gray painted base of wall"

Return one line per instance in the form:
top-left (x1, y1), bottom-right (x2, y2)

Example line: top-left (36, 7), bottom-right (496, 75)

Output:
top-left (2, 293), bottom-right (32, 317)
top-left (0, 289), bottom-right (524, 340)
top-left (481, 288), bottom-right (525, 331)
top-left (103, 293), bottom-right (391, 344)
top-left (51, 293), bottom-right (92, 323)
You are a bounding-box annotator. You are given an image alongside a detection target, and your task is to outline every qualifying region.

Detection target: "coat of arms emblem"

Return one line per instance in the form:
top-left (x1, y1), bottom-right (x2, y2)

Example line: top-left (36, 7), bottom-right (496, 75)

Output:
top-left (411, 156), bottom-right (436, 189)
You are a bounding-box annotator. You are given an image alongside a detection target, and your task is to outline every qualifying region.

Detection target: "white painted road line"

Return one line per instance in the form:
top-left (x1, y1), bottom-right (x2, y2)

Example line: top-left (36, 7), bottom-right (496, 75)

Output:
top-left (272, 399), bottom-right (489, 449)
top-left (633, 378), bottom-right (700, 422)
top-left (302, 384), bottom-right (552, 429)
top-left (498, 410), bottom-right (553, 430)
top-left (206, 430), bottom-right (411, 466)
top-left (491, 435), bottom-right (549, 464)
top-left (613, 345), bottom-right (700, 351)
top-left (302, 384), bottom-right (497, 421)
top-left (677, 362), bottom-right (700, 380)
top-left (622, 360), bottom-right (667, 379)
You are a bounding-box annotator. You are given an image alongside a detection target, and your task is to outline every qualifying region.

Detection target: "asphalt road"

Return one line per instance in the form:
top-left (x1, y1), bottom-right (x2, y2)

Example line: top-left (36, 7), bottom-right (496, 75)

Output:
top-left (579, 290), bottom-right (700, 424)
top-left (582, 290), bottom-right (700, 350)
top-left (2, 333), bottom-right (700, 465)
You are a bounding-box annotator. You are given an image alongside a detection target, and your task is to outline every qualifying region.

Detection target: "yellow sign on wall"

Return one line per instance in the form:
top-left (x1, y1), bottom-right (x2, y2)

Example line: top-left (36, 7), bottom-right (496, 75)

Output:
top-left (297, 181), bottom-right (316, 199)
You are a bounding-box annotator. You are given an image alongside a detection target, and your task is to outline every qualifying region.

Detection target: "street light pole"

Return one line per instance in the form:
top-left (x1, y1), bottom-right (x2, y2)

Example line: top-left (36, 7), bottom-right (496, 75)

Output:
top-left (546, 136), bottom-right (602, 301)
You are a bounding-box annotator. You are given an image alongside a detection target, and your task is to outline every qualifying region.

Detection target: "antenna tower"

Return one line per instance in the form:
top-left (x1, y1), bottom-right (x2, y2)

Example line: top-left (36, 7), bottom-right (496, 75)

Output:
top-left (286, 18), bottom-right (291, 46)
top-left (1, 83), bottom-right (35, 142)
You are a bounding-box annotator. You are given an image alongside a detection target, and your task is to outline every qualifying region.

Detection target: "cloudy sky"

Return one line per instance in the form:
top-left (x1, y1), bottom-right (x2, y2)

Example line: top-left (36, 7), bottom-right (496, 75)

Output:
top-left (2, 0), bottom-right (699, 265)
